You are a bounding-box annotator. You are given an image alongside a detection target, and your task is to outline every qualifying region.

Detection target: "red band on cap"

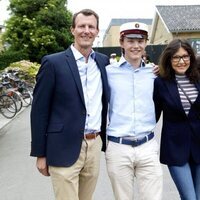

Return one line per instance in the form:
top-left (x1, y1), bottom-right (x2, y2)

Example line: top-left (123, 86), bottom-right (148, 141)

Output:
top-left (120, 29), bottom-right (147, 37)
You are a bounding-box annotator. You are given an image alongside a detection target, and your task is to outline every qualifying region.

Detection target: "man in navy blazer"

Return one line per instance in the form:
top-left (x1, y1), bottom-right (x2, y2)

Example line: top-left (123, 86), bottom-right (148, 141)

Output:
top-left (30, 9), bottom-right (109, 200)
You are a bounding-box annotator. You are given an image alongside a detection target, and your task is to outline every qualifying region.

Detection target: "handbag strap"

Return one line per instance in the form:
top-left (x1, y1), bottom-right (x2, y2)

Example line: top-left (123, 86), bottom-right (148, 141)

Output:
top-left (177, 82), bottom-right (193, 105)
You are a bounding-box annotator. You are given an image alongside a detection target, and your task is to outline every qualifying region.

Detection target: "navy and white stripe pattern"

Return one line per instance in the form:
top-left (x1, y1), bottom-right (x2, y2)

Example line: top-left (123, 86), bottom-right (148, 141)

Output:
top-left (176, 75), bottom-right (198, 115)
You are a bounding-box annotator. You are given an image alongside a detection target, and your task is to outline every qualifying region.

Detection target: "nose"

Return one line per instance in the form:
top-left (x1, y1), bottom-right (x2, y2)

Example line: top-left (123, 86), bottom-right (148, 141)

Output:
top-left (84, 26), bottom-right (90, 33)
top-left (179, 58), bottom-right (185, 63)
top-left (133, 41), bottom-right (140, 48)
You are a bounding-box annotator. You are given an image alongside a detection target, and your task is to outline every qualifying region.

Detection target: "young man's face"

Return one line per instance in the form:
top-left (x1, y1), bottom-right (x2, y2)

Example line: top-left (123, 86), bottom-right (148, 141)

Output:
top-left (71, 13), bottom-right (99, 51)
top-left (120, 37), bottom-right (147, 62)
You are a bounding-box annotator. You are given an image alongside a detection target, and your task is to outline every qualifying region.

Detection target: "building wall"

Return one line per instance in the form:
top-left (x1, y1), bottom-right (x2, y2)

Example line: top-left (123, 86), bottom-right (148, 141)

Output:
top-left (151, 17), bottom-right (200, 45)
top-left (173, 33), bottom-right (200, 54)
top-left (103, 26), bottom-right (120, 47)
top-left (172, 32), bottom-right (200, 39)
top-left (151, 17), bottom-right (173, 44)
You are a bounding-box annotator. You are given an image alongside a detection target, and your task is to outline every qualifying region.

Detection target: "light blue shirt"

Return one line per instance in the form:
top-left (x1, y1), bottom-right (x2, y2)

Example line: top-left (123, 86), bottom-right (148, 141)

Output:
top-left (71, 45), bottom-right (103, 134)
top-left (106, 56), bottom-right (156, 138)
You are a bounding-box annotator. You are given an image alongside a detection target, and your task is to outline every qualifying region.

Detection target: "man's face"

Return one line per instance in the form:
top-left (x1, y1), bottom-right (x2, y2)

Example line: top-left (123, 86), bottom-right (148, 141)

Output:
top-left (71, 13), bottom-right (99, 51)
top-left (120, 37), bottom-right (147, 62)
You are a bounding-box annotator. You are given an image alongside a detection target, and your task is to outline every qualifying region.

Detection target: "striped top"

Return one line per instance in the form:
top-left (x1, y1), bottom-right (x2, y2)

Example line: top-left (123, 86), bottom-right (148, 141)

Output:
top-left (176, 75), bottom-right (198, 115)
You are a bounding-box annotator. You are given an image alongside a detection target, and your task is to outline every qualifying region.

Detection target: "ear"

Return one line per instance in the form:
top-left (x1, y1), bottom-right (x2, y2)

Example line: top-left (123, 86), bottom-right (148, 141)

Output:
top-left (70, 26), bottom-right (75, 36)
top-left (96, 29), bottom-right (99, 37)
top-left (119, 39), bottom-right (124, 48)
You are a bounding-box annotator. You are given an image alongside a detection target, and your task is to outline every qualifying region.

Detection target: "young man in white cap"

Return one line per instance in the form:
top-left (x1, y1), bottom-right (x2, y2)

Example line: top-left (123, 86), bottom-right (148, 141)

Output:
top-left (105, 22), bottom-right (163, 200)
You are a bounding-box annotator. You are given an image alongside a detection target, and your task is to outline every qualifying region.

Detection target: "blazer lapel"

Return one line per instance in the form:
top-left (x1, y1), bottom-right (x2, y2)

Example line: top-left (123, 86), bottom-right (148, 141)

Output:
top-left (194, 82), bottom-right (200, 103)
top-left (65, 48), bottom-right (85, 106)
top-left (95, 54), bottom-right (109, 101)
top-left (165, 79), bottom-right (184, 111)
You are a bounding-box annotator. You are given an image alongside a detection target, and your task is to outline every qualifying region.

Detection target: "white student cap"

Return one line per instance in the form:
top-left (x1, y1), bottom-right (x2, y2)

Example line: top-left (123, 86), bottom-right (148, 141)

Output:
top-left (120, 22), bottom-right (148, 39)
top-left (110, 53), bottom-right (116, 56)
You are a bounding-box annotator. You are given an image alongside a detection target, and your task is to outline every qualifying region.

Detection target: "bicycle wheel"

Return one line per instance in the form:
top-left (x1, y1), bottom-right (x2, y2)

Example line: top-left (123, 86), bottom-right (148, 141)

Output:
top-left (21, 89), bottom-right (32, 107)
top-left (0, 95), bottom-right (17, 119)
top-left (7, 90), bottom-right (23, 112)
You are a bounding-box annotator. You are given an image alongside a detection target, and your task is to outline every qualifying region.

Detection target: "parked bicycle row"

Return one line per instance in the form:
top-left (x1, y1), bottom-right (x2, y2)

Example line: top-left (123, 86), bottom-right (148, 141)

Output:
top-left (0, 69), bottom-right (34, 119)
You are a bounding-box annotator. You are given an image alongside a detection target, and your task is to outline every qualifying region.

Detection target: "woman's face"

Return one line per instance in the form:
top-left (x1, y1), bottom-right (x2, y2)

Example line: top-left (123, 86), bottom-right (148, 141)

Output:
top-left (171, 47), bottom-right (190, 75)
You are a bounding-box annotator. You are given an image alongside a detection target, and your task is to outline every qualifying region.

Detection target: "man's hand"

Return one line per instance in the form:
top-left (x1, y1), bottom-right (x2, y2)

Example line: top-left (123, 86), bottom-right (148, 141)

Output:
top-left (36, 157), bottom-right (50, 176)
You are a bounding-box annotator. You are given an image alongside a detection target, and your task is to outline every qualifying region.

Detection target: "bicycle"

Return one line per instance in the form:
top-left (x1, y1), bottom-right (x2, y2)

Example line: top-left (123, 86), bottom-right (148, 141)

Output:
top-left (0, 94), bottom-right (17, 119)
top-left (1, 72), bottom-right (32, 109)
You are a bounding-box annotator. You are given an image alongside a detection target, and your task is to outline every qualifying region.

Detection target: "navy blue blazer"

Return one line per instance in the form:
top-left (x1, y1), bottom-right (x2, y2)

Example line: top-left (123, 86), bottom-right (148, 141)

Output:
top-left (30, 47), bottom-right (110, 167)
top-left (153, 77), bottom-right (200, 166)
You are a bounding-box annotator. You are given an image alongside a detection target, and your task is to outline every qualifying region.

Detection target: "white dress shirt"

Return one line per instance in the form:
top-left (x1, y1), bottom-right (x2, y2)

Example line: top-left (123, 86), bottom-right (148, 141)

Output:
top-left (71, 45), bottom-right (102, 134)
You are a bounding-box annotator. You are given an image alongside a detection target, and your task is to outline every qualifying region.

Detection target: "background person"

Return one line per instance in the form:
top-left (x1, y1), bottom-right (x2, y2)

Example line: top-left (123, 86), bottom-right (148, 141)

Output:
top-left (105, 21), bottom-right (163, 200)
top-left (153, 38), bottom-right (200, 200)
top-left (30, 9), bottom-right (110, 200)
top-left (109, 53), bottom-right (118, 63)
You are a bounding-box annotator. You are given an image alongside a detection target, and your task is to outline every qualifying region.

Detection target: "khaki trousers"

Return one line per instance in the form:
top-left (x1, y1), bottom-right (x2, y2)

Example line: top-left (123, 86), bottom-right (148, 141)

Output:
top-left (106, 138), bottom-right (163, 200)
top-left (49, 135), bottom-right (102, 200)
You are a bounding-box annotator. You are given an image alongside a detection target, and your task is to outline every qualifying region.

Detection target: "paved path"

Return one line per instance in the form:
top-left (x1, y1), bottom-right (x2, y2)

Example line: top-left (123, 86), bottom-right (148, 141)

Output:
top-left (0, 108), bottom-right (180, 199)
top-left (0, 106), bottom-right (26, 135)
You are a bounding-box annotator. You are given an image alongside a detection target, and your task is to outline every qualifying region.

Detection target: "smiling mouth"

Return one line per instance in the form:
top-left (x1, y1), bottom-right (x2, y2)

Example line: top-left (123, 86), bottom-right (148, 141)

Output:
top-left (177, 67), bottom-right (186, 70)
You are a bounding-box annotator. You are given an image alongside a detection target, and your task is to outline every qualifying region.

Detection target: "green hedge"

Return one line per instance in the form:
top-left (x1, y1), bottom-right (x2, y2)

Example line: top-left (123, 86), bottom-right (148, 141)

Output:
top-left (0, 50), bottom-right (29, 70)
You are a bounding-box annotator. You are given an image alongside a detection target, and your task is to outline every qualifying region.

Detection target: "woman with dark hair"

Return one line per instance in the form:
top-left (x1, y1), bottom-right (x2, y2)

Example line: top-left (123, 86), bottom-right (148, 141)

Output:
top-left (153, 38), bottom-right (200, 200)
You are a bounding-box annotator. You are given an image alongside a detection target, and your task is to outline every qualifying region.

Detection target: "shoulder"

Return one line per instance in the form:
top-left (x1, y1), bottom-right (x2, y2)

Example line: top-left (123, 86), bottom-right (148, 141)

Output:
top-left (155, 76), bottom-right (162, 81)
top-left (106, 62), bottom-right (120, 72)
top-left (154, 76), bottom-right (162, 84)
top-left (94, 52), bottom-right (109, 67)
top-left (45, 50), bottom-right (67, 59)
top-left (95, 52), bottom-right (109, 60)
top-left (154, 76), bottom-right (170, 89)
top-left (39, 50), bottom-right (69, 74)
top-left (42, 50), bottom-right (67, 63)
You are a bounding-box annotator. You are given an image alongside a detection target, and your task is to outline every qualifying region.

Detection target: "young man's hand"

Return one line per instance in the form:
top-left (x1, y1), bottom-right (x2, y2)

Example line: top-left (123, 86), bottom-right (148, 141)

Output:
top-left (152, 64), bottom-right (159, 76)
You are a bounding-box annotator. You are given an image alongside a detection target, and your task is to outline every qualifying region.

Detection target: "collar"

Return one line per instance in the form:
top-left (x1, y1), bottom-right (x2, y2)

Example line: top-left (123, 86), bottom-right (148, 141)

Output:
top-left (118, 56), bottom-right (146, 68)
top-left (70, 44), bottom-right (95, 61)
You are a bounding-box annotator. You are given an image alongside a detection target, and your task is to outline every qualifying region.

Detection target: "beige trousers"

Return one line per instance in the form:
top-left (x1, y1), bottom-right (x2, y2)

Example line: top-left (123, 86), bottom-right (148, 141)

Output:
top-left (106, 138), bottom-right (163, 200)
top-left (49, 135), bottom-right (102, 200)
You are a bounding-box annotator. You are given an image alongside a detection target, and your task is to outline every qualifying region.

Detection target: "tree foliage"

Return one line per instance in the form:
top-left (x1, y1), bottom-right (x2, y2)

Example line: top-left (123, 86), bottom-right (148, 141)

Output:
top-left (2, 0), bottom-right (73, 62)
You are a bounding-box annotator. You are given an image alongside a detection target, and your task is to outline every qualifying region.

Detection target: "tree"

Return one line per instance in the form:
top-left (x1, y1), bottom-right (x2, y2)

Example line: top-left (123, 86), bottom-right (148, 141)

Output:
top-left (2, 0), bottom-right (73, 62)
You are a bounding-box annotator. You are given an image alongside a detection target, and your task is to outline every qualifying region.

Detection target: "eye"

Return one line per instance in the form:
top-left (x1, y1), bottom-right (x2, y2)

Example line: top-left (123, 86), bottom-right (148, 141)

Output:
top-left (173, 56), bottom-right (180, 59)
top-left (171, 56), bottom-right (180, 62)
top-left (183, 55), bottom-right (190, 60)
top-left (171, 54), bottom-right (190, 63)
top-left (88, 25), bottom-right (95, 29)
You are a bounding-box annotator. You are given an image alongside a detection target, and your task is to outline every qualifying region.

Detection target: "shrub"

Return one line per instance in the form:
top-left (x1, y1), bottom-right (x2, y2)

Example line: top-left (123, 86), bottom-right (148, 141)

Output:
top-left (5, 60), bottom-right (40, 84)
top-left (0, 50), bottom-right (29, 70)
